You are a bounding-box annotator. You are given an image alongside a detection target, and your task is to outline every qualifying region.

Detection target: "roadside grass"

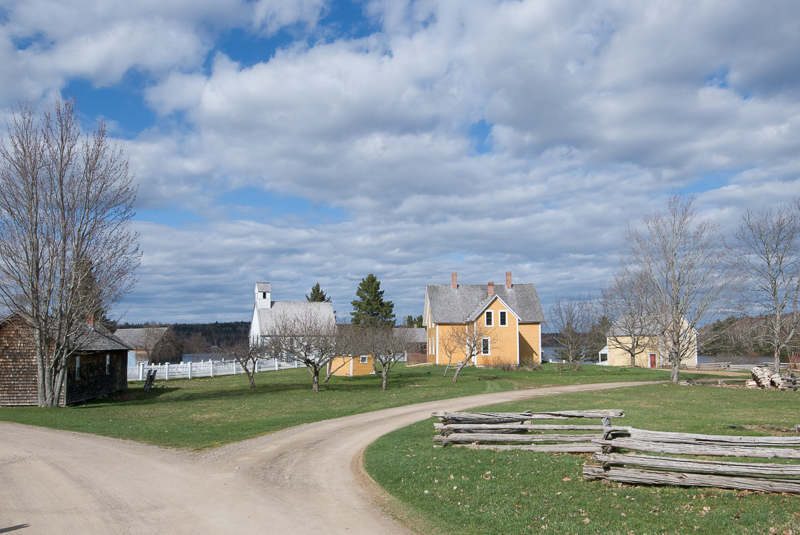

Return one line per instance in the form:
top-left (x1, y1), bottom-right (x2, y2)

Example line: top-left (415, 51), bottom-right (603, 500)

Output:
top-left (0, 363), bottom-right (693, 450)
top-left (364, 383), bottom-right (800, 535)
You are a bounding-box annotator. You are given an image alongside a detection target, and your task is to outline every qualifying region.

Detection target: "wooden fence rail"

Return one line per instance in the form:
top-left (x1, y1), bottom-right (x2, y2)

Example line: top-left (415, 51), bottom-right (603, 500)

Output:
top-left (584, 426), bottom-right (800, 493)
top-left (433, 409), bottom-right (624, 453)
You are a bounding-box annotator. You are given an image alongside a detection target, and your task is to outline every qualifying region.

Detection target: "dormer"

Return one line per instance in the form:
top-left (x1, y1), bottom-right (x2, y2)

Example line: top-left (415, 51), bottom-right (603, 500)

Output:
top-left (255, 282), bottom-right (271, 309)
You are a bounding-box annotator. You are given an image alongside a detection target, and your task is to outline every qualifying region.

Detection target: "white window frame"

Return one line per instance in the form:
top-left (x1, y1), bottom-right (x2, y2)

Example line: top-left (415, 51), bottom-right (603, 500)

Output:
top-left (481, 337), bottom-right (491, 355)
top-left (105, 354), bottom-right (110, 375)
top-left (499, 310), bottom-right (507, 327)
top-left (75, 356), bottom-right (81, 380)
top-left (485, 310), bottom-right (493, 327)
top-left (359, 355), bottom-right (369, 364)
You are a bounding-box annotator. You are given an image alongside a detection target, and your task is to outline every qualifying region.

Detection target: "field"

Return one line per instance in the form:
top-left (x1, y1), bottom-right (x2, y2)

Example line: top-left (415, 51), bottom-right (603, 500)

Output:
top-left (364, 382), bottom-right (800, 535)
top-left (0, 363), bottom-right (681, 450)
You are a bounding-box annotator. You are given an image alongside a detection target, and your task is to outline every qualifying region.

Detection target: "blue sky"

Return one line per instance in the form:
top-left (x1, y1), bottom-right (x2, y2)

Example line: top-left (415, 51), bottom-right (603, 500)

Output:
top-left (1, 0), bottom-right (799, 325)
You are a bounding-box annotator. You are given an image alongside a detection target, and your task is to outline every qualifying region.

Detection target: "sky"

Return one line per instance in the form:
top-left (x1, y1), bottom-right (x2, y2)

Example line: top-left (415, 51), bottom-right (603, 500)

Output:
top-left (1, 0), bottom-right (799, 325)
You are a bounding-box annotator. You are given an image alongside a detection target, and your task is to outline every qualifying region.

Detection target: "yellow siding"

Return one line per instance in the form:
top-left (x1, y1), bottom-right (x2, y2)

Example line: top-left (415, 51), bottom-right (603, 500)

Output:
top-left (329, 356), bottom-right (375, 376)
top-left (518, 323), bottom-right (541, 365)
top-left (607, 336), bottom-right (661, 367)
top-left (475, 299), bottom-right (518, 366)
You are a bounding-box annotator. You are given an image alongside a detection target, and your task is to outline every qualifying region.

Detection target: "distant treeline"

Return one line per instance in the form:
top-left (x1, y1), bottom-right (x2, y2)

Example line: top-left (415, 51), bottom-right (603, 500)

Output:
top-left (117, 321), bottom-right (250, 350)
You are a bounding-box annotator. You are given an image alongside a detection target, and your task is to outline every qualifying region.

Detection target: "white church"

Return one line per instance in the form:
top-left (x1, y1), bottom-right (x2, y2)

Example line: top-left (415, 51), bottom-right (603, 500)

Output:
top-left (249, 282), bottom-right (336, 346)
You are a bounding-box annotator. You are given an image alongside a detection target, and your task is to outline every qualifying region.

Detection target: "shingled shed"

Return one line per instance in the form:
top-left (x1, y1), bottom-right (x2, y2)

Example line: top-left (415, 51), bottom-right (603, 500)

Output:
top-left (0, 315), bottom-right (130, 406)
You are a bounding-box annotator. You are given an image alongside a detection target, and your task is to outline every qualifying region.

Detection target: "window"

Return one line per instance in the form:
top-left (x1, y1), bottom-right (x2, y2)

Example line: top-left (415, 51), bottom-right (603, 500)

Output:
top-left (359, 356), bottom-right (369, 364)
top-left (105, 354), bottom-right (110, 375)
top-left (482, 338), bottom-right (490, 355)
top-left (485, 311), bottom-right (493, 327)
top-left (499, 310), bottom-right (507, 326)
top-left (75, 356), bottom-right (81, 380)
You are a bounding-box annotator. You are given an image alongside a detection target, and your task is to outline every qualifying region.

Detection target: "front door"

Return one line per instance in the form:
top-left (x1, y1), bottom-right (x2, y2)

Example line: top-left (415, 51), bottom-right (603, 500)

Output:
top-left (649, 353), bottom-right (656, 368)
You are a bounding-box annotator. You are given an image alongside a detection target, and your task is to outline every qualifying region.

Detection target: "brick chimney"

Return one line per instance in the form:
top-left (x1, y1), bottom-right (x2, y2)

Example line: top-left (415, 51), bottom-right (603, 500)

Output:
top-left (451, 272), bottom-right (458, 289)
top-left (87, 314), bottom-right (95, 328)
top-left (506, 271), bottom-right (512, 289)
top-left (488, 282), bottom-right (494, 296)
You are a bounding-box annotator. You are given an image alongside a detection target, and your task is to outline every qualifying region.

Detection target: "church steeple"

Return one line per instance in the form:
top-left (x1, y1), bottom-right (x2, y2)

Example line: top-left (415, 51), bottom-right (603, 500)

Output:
top-left (255, 282), bottom-right (271, 309)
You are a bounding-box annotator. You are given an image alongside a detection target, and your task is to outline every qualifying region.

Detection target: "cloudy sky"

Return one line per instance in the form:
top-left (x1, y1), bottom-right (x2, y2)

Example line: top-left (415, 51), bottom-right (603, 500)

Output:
top-left (1, 0), bottom-right (798, 325)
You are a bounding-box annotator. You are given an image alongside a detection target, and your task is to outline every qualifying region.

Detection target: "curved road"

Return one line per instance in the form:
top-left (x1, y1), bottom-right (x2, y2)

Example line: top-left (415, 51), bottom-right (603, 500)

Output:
top-left (0, 381), bottom-right (656, 534)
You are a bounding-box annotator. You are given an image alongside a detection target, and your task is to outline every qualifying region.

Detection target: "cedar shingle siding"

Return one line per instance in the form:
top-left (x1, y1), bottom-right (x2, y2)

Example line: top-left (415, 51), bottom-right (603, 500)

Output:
top-left (0, 319), bottom-right (40, 406)
top-left (0, 317), bottom-right (129, 406)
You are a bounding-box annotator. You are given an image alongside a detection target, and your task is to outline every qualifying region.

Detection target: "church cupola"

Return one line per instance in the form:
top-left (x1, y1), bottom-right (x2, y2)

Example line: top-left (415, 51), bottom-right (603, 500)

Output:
top-left (255, 282), bottom-right (271, 309)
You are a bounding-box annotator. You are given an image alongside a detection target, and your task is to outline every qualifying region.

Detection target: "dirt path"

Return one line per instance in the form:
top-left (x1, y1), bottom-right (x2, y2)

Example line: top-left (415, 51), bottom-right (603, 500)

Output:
top-left (0, 381), bottom-right (657, 534)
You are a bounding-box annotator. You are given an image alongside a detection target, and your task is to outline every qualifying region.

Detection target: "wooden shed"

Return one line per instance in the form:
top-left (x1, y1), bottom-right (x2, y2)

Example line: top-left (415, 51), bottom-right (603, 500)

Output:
top-left (0, 315), bottom-right (130, 406)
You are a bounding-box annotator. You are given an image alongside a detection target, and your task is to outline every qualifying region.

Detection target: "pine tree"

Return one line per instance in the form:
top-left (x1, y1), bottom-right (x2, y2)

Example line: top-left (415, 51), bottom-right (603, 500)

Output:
top-left (350, 274), bottom-right (395, 326)
top-left (306, 282), bottom-right (331, 302)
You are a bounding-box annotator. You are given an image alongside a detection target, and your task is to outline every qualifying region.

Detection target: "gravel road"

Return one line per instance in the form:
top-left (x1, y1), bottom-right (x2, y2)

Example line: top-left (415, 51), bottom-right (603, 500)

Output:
top-left (0, 381), bottom-right (656, 534)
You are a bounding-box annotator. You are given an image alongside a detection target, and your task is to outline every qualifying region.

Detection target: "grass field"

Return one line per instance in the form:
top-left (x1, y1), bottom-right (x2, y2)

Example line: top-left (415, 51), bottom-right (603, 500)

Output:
top-left (364, 383), bottom-right (800, 535)
top-left (0, 363), bottom-right (688, 450)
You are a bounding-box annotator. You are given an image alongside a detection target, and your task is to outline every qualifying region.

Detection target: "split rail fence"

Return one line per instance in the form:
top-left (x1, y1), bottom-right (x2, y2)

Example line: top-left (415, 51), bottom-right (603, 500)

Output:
top-left (127, 358), bottom-right (299, 381)
top-left (583, 427), bottom-right (800, 493)
top-left (432, 409), bottom-right (624, 453)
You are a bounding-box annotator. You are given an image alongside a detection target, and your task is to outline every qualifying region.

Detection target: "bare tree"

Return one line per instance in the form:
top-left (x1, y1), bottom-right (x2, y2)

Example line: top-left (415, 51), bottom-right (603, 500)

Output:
top-left (264, 308), bottom-right (338, 392)
top-left (624, 195), bottom-right (736, 383)
top-left (548, 295), bottom-right (592, 364)
top-left (440, 322), bottom-right (498, 383)
top-left (732, 204), bottom-right (800, 373)
top-left (351, 324), bottom-right (413, 390)
top-left (218, 338), bottom-right (263, 389)
top-left (0, 99), bottom-right (139, 406)
top-left (601, 270), bottom-right (656, 367)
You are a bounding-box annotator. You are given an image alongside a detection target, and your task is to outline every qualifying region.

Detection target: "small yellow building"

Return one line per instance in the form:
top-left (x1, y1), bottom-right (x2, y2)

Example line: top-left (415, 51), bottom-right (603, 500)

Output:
top-left (423, 272), bottom-right (545, 367)
top-left (328, 355), bottom-right (375, 377)
top-left (600, 316), bottom-right (697, 368)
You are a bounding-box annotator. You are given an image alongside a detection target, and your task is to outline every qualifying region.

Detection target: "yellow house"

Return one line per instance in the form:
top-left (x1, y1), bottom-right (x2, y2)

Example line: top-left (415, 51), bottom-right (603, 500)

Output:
top-left (328, 355), bottom-right (375, 377)
top-left (423, 272), bottom-right (545, 367)
top-left (601, 316), bottom-right (697, 368)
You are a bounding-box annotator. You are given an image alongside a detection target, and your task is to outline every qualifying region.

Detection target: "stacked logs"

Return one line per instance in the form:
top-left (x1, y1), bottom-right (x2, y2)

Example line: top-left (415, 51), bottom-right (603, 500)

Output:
top-left (750, 366), bottom-right (798, 391)
top-left (584, 427), bottom-right (800, 493)
top-left (432, 409), bottom-right (624, 453)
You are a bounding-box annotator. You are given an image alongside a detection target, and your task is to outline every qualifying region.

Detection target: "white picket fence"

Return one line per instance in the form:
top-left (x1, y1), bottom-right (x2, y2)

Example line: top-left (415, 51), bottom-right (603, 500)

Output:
top-left (127, 358), bottom-right (299, 381)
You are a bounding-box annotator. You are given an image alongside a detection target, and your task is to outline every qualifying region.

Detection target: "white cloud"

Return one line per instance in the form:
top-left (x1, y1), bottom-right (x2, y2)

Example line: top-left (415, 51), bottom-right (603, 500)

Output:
top-left (3, 0), bottom-right (800, 323)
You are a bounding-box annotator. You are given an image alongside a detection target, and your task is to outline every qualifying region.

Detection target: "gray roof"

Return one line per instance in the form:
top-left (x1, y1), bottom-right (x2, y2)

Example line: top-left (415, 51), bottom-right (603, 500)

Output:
top-left (395, 327), bottom-right (427, 342)
top-left (77, 324), bottom-right (131, 351)
top-left (254, 301), bottom-right (335, 335)
top-left (426, 283), bottom-right (545, 324)
top-left (256, 282), bottom-right (271, 292)
top-left (115, 327), bottom-right (169, 350)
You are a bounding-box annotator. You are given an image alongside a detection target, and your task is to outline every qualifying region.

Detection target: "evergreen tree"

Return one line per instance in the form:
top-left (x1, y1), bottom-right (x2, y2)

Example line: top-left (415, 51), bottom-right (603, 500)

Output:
top-left (350, 274), bottom-right (395, 326)
top-left (405, 315), bottom-right (424, 328)
top-left (306, 282), bottom-right (331, 302)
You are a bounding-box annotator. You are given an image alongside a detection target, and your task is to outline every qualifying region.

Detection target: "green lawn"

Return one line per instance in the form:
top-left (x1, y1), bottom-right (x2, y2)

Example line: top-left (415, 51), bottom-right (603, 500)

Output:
top-left (364, 383), bottom-right (800, 535)
top-left (0, 363), bottom-right (680, 450)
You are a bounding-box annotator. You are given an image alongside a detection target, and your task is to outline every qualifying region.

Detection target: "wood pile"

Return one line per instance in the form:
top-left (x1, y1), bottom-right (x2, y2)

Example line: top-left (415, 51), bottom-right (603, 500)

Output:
top-left (583, 426), bottom-right (800, 493)
top-left (750, 366), bottom-right (798, 391)
top-left (432, 409), bottom-right (624, 452)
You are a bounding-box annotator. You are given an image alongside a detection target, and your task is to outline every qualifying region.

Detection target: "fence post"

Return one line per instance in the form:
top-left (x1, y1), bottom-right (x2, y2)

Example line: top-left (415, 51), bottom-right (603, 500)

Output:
top-left (233, 360), bottom-right (236, 375)
top-left (188, 362), bottom-right (192, 379)
top-left (139, 362), bottom-right (144, 381)
top-left (275, 359), bottom-right (278, 371)
top-left (210, 359), bottom-right (214, 377)
top-left (165, 362), bottom-right (170, 380)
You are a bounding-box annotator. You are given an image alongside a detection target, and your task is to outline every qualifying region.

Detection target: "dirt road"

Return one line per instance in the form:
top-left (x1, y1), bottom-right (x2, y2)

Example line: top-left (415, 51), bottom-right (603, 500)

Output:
top-left (0, 381), bottom-right (656, 534)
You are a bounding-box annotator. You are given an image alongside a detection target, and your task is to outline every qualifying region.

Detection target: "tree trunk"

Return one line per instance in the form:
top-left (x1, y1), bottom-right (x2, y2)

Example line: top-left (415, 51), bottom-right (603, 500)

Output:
top-left (381, 370), bottom-right (388, 391)
top-left (775, 345), bottom-right (782, 375)
top-left (312, 370), bottom-right (320, 392)
top-left (670, 358), bottom-right (680, 383)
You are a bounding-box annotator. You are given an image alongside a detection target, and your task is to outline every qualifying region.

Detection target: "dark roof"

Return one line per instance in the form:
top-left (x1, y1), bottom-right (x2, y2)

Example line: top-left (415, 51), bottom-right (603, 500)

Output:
top-left (0, 314), bottom-right (130, 352)
top-left (72, 323), bottom-right (131, 351)
top-left (426, 283), bottom-right (545, 324)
